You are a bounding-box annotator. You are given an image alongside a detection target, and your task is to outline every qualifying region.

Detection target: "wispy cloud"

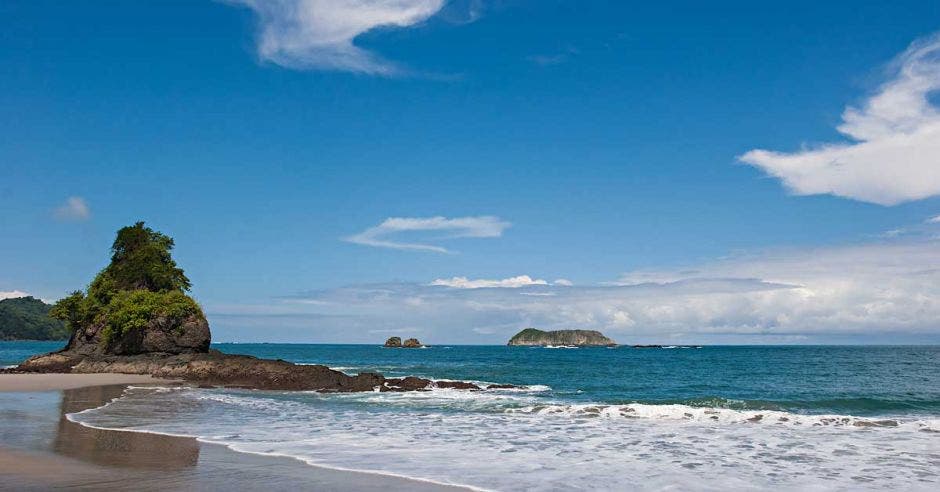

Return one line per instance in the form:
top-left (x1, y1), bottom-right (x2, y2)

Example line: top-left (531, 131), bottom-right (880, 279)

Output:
top-left (739, 32), bottom-right (940, 206)
top-left (927, 215), bottom-right (940, 224)
top-left (53, 196), bottom-right (91, 222)
top-left (430, 276), bottom-right (575, 288)
top-left (225, 0), bottom-right (446, 75)
top-left (345, 216), bottom-right (511, 253)
top-left (527, 47), bottom-right (579, 66)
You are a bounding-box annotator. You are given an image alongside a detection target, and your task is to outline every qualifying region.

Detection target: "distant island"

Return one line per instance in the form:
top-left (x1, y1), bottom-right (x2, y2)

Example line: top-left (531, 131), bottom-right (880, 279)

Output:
top-left (384, 337), bottom-right (424, 348)
top-left (0, 296), bottom-right (69, 341)
top-left (507, 328), bottom-right (616, 347)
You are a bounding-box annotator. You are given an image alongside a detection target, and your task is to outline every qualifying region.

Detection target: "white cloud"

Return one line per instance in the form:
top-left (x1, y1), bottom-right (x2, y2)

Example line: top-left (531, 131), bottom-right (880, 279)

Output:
top-left (345, 216), bottom-right (511, 253)
top-left (431, 275), bottom-right (549, 289)
top-left (739, 32), bottom-right (940, 206)
top-left (927, 215), bottom-right (940, 224)
top-left (222, 237), bottom-right (940, 344)
top-left (53, 196), bottom-right (90, 221)
top-left (225, 0), bottom-right (445, 75)
top-left (0, 290), bottom-right (30, 301)
top-left (553, 278), bottom-right (573, 286)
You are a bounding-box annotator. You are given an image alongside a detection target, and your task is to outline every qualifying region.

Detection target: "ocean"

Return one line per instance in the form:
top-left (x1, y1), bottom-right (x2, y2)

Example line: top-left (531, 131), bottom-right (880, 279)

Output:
top-left (3, 342), bottom-right (939, 490)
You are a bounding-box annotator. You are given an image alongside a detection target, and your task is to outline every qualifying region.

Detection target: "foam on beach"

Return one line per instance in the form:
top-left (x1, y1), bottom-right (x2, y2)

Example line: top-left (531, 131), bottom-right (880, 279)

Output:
top-left (66, 384), bottom-right (940, 492)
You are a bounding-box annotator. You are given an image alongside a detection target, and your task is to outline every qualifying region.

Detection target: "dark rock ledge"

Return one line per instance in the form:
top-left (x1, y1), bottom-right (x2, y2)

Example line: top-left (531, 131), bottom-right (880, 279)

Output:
top-left (6, 350), bottom-right (511, 393)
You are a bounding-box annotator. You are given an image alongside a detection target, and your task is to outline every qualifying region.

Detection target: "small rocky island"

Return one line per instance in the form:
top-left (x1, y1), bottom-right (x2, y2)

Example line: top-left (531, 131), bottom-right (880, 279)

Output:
top-left (7, 222), bottom-right (492, 393)
top-left (384, 337), bottom-right (424, 348)
top-left (507, 328), bottom-right (617, 347)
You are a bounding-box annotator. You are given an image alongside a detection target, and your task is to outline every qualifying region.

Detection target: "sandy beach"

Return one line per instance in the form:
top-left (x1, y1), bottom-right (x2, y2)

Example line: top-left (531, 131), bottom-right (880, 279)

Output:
top-left (0, 375), bottom-right (470, 491)
top-left (0, 373), bottom-right (181, 392)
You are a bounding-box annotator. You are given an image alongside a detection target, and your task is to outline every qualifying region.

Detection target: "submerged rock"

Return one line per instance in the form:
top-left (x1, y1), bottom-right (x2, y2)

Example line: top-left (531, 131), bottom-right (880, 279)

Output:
top-left (507, 328), bottom-right (616, 347)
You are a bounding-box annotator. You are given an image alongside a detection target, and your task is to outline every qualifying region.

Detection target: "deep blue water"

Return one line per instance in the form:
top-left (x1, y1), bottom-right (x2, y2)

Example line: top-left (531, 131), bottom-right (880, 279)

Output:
top-left (4, 341), bottom-right (939, 416)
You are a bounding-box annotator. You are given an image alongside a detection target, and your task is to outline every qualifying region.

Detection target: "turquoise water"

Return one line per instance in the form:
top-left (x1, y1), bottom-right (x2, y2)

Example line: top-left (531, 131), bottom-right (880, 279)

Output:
top-left (5, 342), bottom-right (940, 490)
top-left (6, 342), bottom-right (937, 415)
top-left (0, 341), bottom-right (65, 367)
top-left (213, 343), bottom-right (940, 416)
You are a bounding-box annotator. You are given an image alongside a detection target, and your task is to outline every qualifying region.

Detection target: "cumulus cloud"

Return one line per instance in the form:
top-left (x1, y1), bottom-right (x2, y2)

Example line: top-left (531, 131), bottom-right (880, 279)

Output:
top-left (927, 215), bottom-right (940, 224)
top-left (739, 32), bottom-right (940, 206)
top-left (53, 196), bottom-right (91, 221)
top-left (0, 290), bottom-right (30, 301)
top-left (345, 216), bottom-right (511, 253)
top-left (210, 238), bottom-right (940, 344)
top-left (225, 0), bottom-right (446, 75)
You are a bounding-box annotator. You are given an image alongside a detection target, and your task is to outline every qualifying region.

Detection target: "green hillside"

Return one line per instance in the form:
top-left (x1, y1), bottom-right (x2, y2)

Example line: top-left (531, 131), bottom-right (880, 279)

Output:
top-left (0, 296), bottom-right (70, 341)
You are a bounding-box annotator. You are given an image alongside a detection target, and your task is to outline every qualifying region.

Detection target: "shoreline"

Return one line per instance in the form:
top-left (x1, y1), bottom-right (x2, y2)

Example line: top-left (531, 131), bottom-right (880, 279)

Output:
top-left (0, 377), bottom-right (473, 491)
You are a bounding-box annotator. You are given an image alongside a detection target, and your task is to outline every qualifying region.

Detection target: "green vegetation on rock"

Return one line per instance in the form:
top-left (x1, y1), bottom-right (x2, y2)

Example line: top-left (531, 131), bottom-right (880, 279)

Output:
top-left (507, 328), bottom-right (616, 346)
top-left (50, 222), bottom-right (205, 349)
top-left (0, 296), bottom-right (69, 341)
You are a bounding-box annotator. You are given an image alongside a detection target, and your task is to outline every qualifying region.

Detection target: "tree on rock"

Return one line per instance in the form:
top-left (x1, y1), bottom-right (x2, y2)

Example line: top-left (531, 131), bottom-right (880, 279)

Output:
top-left (107, 221), bottom-right (191, 292)
top-left (50, 222), bottom-right (209, 355)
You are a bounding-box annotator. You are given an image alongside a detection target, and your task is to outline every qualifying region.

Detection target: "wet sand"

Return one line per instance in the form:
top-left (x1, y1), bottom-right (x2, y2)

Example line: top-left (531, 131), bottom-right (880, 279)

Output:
top-left (0, 382), bottom-right (469, 491)
top-left (0, 373), bottom-right (181, 392)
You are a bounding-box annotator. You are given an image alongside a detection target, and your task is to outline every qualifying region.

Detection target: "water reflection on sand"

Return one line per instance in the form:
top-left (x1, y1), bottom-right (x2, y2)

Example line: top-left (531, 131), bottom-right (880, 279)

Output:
top-left (54, 384), bottom-right (201, 469)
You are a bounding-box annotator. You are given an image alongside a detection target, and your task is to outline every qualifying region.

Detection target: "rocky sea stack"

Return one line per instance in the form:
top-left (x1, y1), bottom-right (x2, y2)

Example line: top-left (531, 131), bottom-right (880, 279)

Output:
top-left (384, 336), bottom-right (423, 348)
top-left (11, 223), bottom-right (475, 393)
top-left (507, 328), bottom-right (616, 347)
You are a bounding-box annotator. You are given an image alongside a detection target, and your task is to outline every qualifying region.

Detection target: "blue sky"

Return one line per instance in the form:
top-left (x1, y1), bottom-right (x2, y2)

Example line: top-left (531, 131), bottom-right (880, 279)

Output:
top-left (2, 0), bottom-right (940, 343)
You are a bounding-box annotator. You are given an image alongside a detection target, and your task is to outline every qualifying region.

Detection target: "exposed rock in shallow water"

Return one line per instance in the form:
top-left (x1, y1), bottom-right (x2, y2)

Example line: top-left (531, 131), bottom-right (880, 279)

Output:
top-left (12, 350), bottom-right (504, 394)
top-left (383, 336), bottom-right (402, 347)
top-left (383, 376), bottom-right (433, 391)
top-left (16, 350), bottom-right (385, 392)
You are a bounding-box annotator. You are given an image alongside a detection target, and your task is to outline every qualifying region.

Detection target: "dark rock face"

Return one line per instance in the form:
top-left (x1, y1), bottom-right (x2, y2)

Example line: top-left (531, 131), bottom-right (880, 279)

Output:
top-left (65, 314), bottom-right (210, 356)
top-left (17, 350), bottom-right (384, 392)
top-left (384, 337), bottom-right (402, 347)
top-left (507, 328), bottom-right (616, 347)
top-left (402, 338), bottom-right (423, 348)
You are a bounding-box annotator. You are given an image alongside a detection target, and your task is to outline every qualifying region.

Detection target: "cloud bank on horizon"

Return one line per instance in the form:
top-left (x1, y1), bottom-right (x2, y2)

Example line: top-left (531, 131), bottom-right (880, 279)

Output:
top-left (225, 0), bottom-right (447, 75)
top-left (210, 235), bottom-right (940, 344)
top-left (740, 32), bottom-right (940, 206)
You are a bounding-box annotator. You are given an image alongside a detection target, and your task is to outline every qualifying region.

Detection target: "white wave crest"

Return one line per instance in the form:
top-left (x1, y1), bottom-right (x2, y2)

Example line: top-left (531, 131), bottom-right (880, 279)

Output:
top-left (507, 403), bottom-right (913, 429)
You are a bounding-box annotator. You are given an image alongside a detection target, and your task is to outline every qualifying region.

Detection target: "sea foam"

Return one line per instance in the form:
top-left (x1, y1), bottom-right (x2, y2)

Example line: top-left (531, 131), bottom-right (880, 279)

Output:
top-left (67, 385), bottom-right (940, 491)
